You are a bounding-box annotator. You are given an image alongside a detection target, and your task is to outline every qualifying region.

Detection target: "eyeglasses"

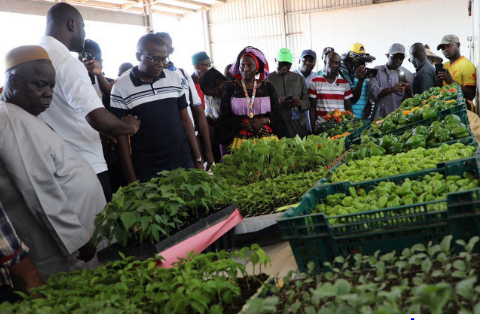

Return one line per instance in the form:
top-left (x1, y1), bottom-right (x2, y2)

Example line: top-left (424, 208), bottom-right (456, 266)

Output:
top-left (389, 54), bottom-right (406, 60)
top-left (197, 62), bottom-right (212, 68)
top-left (139, 52), bottom-right (169, 64)
top-left (66, 19), bottom-right (87, 28)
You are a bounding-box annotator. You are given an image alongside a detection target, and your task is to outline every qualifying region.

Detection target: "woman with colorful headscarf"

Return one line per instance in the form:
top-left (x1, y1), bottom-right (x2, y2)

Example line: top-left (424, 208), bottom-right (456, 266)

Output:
top-left (215, 46), bottom-right (286, 155)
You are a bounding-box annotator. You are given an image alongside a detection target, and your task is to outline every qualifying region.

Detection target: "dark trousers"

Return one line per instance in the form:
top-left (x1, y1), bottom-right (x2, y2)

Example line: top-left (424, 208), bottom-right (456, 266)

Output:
top-left (97, 170), bottom-right (112, 203)
top-left (137, 160), bottom-right (195, 183)
top-left (0, 285), bottom-right (21, 304)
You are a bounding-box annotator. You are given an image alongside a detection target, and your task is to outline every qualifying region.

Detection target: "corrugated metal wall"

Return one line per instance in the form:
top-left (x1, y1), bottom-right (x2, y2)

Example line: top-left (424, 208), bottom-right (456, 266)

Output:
top-left (208, 0), bottom-right (376, 73)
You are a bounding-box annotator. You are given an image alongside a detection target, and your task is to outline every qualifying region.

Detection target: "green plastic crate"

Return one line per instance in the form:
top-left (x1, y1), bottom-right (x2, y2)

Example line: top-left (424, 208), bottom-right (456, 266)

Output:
top-left (371, 87), bottom-right (468, 139)
top-left (438, 103), bottom-right (469, 126)
top-left (372, 115), bottom-right (438, 139)
top-left (277, 158), bottom-right (480, 272)
top-left (317, 138), bottom-right (479, 187)
top-left (344, 120), bottom-right (372, 150)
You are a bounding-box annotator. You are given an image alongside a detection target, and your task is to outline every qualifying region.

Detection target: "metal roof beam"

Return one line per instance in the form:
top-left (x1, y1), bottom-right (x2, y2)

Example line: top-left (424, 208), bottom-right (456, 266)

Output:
top-left (0, 0), bottom-right (146, 26)
top-left (153, 2), bottom-right (197, 13)
top-left (171, 0), bottom-right (211, 9)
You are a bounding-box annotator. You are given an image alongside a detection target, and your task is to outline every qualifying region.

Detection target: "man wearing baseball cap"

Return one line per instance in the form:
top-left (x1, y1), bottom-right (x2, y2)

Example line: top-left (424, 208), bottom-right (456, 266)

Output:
top-left (436, 34), bottom-right (477, 113)
top-left (436, 34), bottom-right (479, 142)
top-left (368, 43), bottom-right (414, 120)
top-left (317, 47), bottom-right (335, 76)
top-left (293, 49), bottom-right (317, 133)
top-left (339, 43), bottom-right (374, 119)
top-left (269, 48), bottom-right (309, 138)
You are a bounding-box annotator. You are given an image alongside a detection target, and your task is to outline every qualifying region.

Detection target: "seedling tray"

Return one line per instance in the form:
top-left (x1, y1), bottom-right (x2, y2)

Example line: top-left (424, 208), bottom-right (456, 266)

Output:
top-left (277, 158), bottom-right (480, 272)
top-left (97, 204), bottom-right (242, 264)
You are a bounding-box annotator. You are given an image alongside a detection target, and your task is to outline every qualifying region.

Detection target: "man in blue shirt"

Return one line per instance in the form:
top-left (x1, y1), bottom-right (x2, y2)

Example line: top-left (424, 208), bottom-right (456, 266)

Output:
top-left (339, 43), bottom-right (375, 119)
top-left (409, 42), bottom-right (437, 95)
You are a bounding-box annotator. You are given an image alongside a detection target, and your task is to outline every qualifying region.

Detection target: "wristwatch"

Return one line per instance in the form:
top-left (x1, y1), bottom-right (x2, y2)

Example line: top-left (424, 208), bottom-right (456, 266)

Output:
top-left (194, 157), bottom-right (205, 164)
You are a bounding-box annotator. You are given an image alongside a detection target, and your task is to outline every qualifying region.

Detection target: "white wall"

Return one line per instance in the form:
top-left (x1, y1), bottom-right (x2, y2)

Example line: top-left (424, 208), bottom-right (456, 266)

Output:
top-left (308, 0), bottom-right (472, 73)
top-left (207, 0), bottom-right (473, 76)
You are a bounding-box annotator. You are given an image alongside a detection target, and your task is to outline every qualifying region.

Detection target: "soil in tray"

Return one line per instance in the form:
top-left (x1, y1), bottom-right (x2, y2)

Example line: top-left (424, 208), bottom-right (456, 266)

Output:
top-left (111, 204), bottom-right (232, 249)
top-left (223, 273), bottom-right (269, 314)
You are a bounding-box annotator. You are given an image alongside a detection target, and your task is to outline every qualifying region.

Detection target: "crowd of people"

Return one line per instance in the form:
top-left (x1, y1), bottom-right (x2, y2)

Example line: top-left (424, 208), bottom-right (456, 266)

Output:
top-left (0, 2), bottom-right (481, 303)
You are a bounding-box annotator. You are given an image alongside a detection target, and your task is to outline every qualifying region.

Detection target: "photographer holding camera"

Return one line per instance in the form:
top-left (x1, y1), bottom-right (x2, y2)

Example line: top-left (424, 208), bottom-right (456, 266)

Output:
top-left (339, 43), bottom-right (376, 119)
top-left (269, 48), bottom-right (310, 138)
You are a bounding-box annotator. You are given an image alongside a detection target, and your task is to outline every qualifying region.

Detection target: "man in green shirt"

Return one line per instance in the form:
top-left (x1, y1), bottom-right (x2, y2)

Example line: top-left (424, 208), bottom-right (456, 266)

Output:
top-left (268, 48), bottom-right (310, 138)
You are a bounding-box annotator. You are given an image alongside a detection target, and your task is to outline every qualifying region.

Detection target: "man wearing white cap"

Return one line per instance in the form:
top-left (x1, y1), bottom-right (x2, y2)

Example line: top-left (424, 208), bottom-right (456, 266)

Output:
top-left (368, 43), bottom-right (414, 119)
top-left (0, 46), bottom-right (106, 279)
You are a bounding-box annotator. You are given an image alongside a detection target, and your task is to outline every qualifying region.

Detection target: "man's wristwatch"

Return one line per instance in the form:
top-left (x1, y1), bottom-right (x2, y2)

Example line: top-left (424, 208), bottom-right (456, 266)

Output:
top-left (194, 157), bottom-right (205, 164)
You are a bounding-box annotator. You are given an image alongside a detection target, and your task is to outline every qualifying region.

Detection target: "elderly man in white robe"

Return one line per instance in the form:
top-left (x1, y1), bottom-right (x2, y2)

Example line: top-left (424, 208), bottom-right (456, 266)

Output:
top-left (0, 45), bottom-right (106, 280)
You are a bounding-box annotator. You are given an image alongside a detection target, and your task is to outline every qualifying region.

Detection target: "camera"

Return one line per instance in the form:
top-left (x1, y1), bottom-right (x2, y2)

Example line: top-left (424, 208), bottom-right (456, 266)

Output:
top-left (284, 95), bottom-right (293, 100)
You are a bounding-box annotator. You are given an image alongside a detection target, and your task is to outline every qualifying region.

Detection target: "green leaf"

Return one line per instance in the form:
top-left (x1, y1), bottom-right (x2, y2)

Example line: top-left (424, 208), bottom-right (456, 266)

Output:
top-left (439, 238), bottom-right (452, 257)
top-left (140, 216), bottom-right (152, 232)
top-left (334, 256), bottom-right (345, 264)
top-left (455, 277), bottom-right (477, 300)
top-left (431, 270), bottom-right (443, 278)
top-left (422, 258), bottom-right (432, 274)
top-left (451, 270), bottom-right (467, 278)
top-left (456, 239), bottom-right (466, 247)
top-left (305, 306), bottom-right (316, 314)
top-left (411, 243), bottom-right (426, 253)
top-left (334, 279), bottom-right (351, 295)
top-left (474, 303), bottom-right (480, 314)
top-left (120, 211), bottom-right (139, 231)
top-left (453, 260), bottom-right (466, 271)
top-left (465, 236), bottom-right (479, 253)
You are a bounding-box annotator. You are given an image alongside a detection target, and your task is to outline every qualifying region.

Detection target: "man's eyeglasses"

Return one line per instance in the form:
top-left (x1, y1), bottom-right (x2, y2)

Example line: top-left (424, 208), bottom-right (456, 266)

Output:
top-left (139, 52), bottom-right (169, 64)
top-left (66, 19), bottom-right (87, 28)
top-left (389, 54), bottom-right (406, 60)
top-left (197, 62), bottom-right (212, 68)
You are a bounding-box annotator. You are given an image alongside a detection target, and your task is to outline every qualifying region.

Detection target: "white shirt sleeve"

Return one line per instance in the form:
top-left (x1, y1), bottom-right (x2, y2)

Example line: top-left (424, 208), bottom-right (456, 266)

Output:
top-left (57, 59), bottom-right (105, 117)
top-left (181, 69), bottom-right (202, 108)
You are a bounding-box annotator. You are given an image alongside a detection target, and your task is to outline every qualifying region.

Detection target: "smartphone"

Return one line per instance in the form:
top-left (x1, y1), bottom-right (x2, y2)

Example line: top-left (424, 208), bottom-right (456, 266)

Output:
top-left (398, 70), bottom-right (407, 83)
top-left (84, 52), bottom-right (94, 61)
top-left (366, 68), bottom-right (378, 77)
top-left (435, 63), bottom-right (444, 74)
top-left (284, 95), bottom-right (294, 100)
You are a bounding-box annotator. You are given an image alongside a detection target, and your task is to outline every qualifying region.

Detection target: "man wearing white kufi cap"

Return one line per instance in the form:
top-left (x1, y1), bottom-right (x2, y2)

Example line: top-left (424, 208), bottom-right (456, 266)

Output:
top-left (0, 45), bottom-right (106, 280)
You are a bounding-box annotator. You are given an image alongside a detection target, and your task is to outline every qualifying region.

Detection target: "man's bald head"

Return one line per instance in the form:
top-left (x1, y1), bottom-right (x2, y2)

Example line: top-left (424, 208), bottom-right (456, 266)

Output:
top-left (45, 3), bottom-right (86, 53)
top-left (47, 2), bottom-right (83, 24)
top-left (409, 42), bottom-right (428, 69)
top-left (2, 60), bottom-right (56, 116)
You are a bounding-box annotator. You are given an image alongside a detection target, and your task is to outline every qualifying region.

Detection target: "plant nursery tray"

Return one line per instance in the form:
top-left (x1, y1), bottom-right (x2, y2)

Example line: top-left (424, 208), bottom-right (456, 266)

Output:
top-left (97, 204), bottom-right (242, 266)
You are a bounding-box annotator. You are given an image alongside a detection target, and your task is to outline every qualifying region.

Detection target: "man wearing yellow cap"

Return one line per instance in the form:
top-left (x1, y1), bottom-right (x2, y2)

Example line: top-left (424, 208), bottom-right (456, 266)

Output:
top-left (0, 46), bottom-right (106, 279)
top-left (339, 43), bottom-right (374, 119)
top-left (268, 48), bottom-right (310, 138)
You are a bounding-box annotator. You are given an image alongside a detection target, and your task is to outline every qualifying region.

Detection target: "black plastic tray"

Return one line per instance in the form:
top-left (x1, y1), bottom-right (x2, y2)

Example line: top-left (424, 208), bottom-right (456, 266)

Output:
top-left (97, 204), bottom-right (238, 262)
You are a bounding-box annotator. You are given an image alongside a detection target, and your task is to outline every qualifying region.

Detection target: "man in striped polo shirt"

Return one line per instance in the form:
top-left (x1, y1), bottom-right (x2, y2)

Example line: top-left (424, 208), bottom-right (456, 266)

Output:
top-left (309, 51), bottom-right (353, 133)
top-left (110, 34), bottom-right (203, 183)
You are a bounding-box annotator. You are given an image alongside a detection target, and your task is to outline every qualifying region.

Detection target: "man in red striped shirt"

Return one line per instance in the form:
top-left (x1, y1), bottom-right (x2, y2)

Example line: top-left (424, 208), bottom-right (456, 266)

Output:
top-left (309, 51), bottom-right (353, 133)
